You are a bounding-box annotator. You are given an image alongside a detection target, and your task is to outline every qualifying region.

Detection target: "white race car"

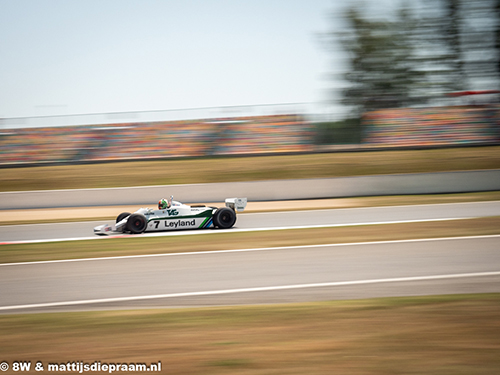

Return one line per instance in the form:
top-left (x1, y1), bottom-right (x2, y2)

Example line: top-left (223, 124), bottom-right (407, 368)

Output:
top-left (94, 197), bottom-right (247, 235)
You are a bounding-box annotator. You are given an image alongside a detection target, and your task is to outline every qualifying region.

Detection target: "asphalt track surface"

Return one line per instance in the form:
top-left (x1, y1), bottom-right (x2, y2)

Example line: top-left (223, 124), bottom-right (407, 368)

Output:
top-left (0, 201), bottom-right (499, 313)
top-left (1, 201), bottom-right (500, 243)
top-left (1, 236), bottom-right (499, 313)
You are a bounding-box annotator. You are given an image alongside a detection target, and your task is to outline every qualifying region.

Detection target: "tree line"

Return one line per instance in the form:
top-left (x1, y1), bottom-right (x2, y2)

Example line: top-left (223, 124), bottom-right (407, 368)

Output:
top-left (330, 0), bottom-right (500, 117)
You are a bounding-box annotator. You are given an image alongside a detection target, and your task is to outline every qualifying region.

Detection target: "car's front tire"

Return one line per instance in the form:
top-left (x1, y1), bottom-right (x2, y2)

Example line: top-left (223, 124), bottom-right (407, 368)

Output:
top-left (116, 212), bottom-right (131, 223)
top-left (213, 207), bottom-right (236, 229)
top-left (127, 213), bottom-right (148, 234)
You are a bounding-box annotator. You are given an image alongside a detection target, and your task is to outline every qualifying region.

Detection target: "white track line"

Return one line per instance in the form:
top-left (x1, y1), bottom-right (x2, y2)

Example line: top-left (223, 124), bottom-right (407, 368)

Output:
top-left (0, 217), bottom-right (473, 245)
top-left (1, 234), bottom-right (499, 267)
top-left (1, 271), bottom-right (499, 311)
top-left (242, 200), bottom-right (500, 216)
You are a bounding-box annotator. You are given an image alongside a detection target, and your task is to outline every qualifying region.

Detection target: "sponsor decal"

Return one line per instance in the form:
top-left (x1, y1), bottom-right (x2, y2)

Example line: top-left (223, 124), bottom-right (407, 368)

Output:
top-left (151, 219), bottom-right (196, 229)
top-left (166, 219), bottom-right (195, 228)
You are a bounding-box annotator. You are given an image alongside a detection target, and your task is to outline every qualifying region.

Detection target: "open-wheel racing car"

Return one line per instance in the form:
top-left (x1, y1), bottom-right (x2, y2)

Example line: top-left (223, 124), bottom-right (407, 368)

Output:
top-left (94, 196), bottom-right (247, 235)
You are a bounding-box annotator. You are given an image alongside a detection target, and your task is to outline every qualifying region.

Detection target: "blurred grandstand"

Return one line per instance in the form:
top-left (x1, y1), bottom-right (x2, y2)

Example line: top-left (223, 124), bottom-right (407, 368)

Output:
top-left (0, 100), bottom-right (499, 166)
top-left (363, 105), bottom-right (500, 148)
top-left (364, 92), bottom-right (500, 148)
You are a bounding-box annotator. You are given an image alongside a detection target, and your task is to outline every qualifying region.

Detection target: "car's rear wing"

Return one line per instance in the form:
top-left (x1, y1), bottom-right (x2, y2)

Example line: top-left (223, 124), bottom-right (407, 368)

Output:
top-left (225, 198), bottom-right (247, 212)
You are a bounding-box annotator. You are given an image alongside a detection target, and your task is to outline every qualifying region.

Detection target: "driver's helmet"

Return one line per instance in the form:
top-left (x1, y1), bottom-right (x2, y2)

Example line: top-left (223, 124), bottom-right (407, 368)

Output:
top-left (158, 198), bottom-right (170, 210)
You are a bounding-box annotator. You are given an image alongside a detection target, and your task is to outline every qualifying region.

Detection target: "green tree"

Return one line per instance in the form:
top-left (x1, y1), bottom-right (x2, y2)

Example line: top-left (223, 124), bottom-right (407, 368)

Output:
top-left (416, 0), bottom-right (500, 94)
top-left (459, 0), bottom-right (500, 91)
top-left (496, 0), bottom-right (500, 78)
top-left (336, 5), bottom-right (423, 116)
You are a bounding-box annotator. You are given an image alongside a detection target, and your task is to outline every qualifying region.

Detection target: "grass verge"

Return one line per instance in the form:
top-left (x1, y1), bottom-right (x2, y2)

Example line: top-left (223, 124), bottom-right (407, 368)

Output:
top-left (1, 217), bottom-right (499, 264)
top-left (0, 294), bottom-right (499, 374)
top-left (2, 146), bottom-right (499, 191)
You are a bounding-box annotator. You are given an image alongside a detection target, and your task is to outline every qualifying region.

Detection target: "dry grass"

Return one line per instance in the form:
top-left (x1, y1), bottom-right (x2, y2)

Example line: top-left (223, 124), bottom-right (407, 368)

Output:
top-left (1, 146), bottom-right (499, 191)
top-left (0, 294), bottom-right (499, 374)
top-left (1, 217), bottom-right (499, 264)
top-left (2, 147), bottom-right (499, 374)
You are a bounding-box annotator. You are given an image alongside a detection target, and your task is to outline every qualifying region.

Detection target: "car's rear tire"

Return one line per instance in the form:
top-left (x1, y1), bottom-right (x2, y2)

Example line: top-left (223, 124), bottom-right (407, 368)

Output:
top-left (116, 212), bottom-right (131, 223)
top-left (127, 213), bottom-right (148, 234)
top-left (213, 207), bottom-right (236, 229)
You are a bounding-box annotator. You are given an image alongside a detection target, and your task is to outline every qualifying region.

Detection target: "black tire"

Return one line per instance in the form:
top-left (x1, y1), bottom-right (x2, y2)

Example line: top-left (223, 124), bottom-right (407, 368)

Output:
top-left (116, 212), bottom-right (131, 223)
top-left (213, 207), bottom-right (236, 229)
top-left (127, 213), bottom-right (148, 234)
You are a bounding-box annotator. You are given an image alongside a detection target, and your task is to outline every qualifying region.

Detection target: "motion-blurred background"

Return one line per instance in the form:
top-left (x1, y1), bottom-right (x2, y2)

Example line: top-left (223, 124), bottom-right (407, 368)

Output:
top-left (1, 0), bottom-right (499, 166)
